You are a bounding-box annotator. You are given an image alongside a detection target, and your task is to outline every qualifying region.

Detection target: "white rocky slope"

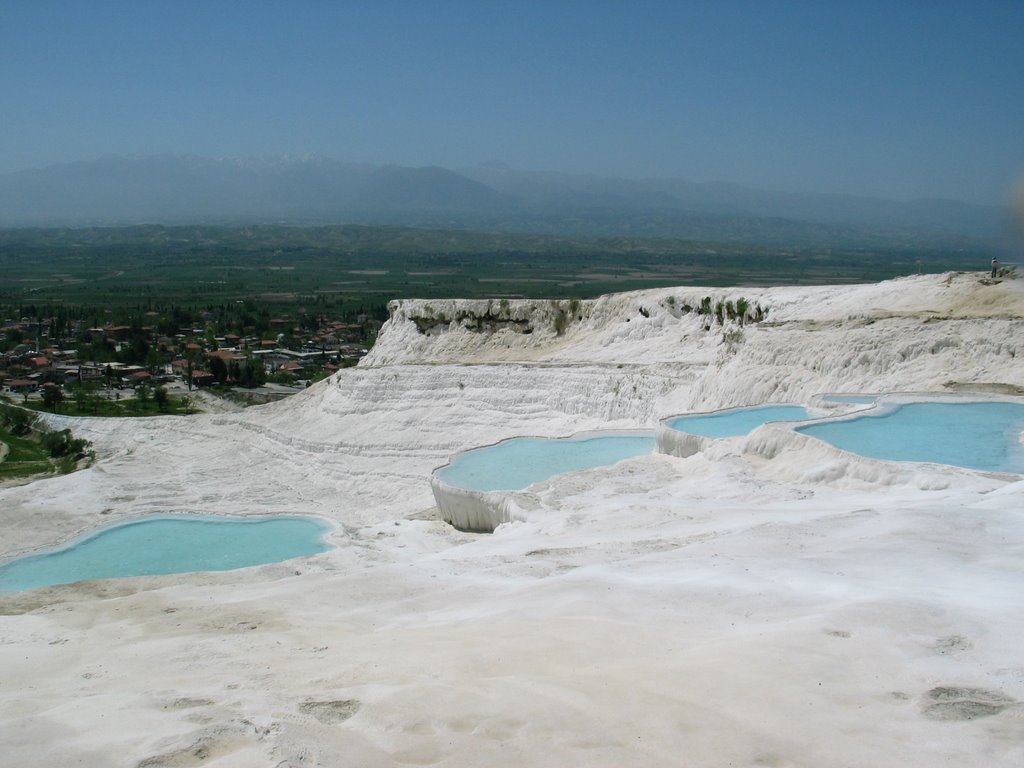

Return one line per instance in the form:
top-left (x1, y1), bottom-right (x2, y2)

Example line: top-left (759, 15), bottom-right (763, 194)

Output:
top-left (1, 272), bottom-right (1023, 768)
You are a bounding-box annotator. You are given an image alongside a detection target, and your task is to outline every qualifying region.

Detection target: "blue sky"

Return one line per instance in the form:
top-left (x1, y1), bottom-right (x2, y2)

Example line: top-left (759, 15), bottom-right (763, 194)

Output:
top-left (1, 0), bottom-right (1022, 203)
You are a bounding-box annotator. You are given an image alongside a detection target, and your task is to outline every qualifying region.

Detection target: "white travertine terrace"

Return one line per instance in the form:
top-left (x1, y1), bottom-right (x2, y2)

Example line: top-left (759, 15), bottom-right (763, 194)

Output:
top-left (2, 272), bottom-right (1024, 767)
top-left (430, 474), bottom-right (511, 532)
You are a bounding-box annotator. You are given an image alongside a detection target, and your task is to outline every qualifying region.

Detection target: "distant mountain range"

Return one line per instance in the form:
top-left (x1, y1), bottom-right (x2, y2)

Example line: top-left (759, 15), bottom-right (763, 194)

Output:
top-left (0, 154), bottom-right (1010, 247)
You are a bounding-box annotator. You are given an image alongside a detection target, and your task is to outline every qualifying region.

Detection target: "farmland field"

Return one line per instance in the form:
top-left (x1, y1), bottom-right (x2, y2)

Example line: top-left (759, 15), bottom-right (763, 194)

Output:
top-left (0, 224), bottom-right (987, 315)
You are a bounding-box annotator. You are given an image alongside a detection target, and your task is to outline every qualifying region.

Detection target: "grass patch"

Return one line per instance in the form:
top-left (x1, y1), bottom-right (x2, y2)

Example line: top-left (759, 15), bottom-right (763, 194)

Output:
top-left (0, 429), bottom-right (49, 462)
top-left (0, 426), bottom-right (58, 479)
top-left (0, 403), bottom-right (94, 482)
top-left (24, 395), bottom-right (194, 418)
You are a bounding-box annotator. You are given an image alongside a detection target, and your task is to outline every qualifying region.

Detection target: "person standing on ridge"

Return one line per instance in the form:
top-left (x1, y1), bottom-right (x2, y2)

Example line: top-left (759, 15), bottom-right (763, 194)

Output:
top-left (991, 257), bottom-right (999, 278)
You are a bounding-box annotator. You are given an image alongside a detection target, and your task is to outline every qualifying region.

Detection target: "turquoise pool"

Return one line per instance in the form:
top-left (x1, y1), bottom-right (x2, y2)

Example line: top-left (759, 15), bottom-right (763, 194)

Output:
top-left (797, 401), bottom-right (1024, 473)
top-left (436, 433), bottom-right (655, 492)
top-left (0, 515), bottom-right (332, 593)
top-left (665, 405), bottom-right (814, 438)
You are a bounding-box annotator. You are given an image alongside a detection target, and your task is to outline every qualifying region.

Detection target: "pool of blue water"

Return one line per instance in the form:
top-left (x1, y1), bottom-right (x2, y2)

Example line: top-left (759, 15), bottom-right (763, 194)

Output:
top-left (823, 395), bottom-right (878, 404)
top-left (0, 515), bottom-right (332, 593)
top-left (797, 401), bottom-right (1024, 473)
top-left (436, 433), bottom-right (656, 492)
top-left (665, 405), bottom-right (814, 438)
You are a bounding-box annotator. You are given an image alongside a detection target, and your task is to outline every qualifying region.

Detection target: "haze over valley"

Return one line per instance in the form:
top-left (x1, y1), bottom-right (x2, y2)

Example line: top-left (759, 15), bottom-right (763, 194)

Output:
top-left (0, 155), bottom-right (1010, 249)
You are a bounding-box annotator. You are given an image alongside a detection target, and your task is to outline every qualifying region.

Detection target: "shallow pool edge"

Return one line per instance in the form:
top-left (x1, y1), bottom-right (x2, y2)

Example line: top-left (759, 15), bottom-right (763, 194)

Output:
top-left (431, 428), bottom-right (655, 532)
top-left (0, 512), bottom-right (338, 571)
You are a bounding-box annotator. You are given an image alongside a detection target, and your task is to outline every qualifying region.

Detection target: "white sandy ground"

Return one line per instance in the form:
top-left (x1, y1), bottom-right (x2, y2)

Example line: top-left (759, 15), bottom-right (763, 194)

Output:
top-left (1, 271), bottom-right (1024, 767)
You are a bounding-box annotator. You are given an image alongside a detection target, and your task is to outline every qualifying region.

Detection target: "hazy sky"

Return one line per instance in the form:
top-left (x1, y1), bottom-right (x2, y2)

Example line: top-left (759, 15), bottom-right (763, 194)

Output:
top-left (2, 0), bottom-right (1022, 204)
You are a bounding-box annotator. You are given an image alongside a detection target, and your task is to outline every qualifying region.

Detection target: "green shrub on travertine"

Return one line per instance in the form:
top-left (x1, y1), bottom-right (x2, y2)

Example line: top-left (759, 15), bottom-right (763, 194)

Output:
top-left (735, 297), bottom-right (750, 324)
top-left (40, 428), bottom-right (91, 460)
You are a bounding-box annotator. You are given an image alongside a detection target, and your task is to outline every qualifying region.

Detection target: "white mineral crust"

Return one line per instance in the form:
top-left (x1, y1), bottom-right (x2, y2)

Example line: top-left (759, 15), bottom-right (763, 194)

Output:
top-left (1, 272), bottom-right (1023, 767)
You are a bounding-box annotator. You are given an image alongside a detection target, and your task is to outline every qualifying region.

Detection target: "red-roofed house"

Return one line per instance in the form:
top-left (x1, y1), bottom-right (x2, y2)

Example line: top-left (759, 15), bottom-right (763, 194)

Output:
top-left (209, 349), bottom-right (245, 363)
top-left (189, 371), bottom-right (215, 387)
